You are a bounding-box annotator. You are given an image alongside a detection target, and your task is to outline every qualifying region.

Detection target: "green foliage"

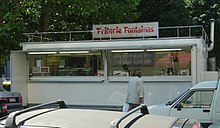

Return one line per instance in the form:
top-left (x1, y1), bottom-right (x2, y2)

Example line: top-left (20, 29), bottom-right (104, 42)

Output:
top-left (136, 0), bottom-right (191, 26)
top-left (186, 0), bottom-right (220, 26)
top-left (0, 0), bottom-right (220, 67)
top-left (0, 0), bottom-right (141, 66)
top-left (185, 0), bottom-right (220, 65)
top-left (19, 0), bottom-right (42, 32)
top-left (0, 1), bottom-right (26, 56)
top-left (48, 0), bottom-right (141, 31)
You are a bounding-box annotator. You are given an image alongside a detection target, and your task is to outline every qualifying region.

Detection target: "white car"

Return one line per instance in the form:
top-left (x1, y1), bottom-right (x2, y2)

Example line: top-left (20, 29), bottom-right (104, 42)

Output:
top-left (208, 122), bottom-right (220, 128)
top-left (0, 100), bottom-right (201, 128)
top-left (148, 80), bottom-right (220, 128)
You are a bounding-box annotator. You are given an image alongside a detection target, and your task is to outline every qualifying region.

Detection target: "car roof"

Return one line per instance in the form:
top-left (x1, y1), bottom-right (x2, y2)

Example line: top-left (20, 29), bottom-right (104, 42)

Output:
top-left (1, 108), bottom-right (179, 128)
top-left (191, 80), bottom-right (218, 90)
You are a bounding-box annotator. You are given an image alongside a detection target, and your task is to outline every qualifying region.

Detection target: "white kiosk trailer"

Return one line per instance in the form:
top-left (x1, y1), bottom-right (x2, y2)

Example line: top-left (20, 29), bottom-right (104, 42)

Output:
top-left (10, 21), bottom-right (218, 110)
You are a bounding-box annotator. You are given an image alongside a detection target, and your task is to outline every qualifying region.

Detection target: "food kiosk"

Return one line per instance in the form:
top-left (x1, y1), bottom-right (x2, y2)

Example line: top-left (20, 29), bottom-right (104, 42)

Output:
top-left (10, 22), bottom-right (217, 109)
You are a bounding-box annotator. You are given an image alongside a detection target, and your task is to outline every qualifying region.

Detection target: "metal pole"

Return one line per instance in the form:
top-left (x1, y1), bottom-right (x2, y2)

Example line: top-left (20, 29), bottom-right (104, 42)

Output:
top-left (191, 46), bottom-right (197, 85)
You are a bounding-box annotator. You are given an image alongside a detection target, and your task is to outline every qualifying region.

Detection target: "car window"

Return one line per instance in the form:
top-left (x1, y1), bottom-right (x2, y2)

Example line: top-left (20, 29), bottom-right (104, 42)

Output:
top-left (180, 90), bottom-right (213, 108)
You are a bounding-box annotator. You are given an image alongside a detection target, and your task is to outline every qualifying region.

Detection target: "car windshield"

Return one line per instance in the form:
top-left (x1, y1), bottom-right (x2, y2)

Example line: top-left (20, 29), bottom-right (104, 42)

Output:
top-left (166, 89), bottom-right (189, 105)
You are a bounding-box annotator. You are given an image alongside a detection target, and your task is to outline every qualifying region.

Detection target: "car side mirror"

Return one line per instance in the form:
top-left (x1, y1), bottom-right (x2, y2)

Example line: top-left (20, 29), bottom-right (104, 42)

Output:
top-left (175, 103), bottom-right (183, 111)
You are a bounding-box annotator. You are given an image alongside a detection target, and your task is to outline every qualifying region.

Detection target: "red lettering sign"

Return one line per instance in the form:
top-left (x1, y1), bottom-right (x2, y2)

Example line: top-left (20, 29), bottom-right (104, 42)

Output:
top-left (93, 22), bottom-right (158, 38)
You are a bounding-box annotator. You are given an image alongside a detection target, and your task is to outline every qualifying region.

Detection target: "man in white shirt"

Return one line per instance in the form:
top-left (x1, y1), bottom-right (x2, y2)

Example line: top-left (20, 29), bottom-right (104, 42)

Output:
top-left (125, 70), bottom-right (144, 111)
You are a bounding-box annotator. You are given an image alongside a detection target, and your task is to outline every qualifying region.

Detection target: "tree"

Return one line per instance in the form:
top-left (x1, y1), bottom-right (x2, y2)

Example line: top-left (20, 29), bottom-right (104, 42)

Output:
top-left (0, 0), bottom-right (141, 71)
top-left (47, 0), bottom-right (140, 31)
top-left (0, 0), bottom-right (26, 69)
top-left (136, 0), bottom-right (191, 26)
top-left (136, 0), bottom-right (220, 67)
top-left (1, 0), bottom-right (220, 71)
top-left (18, 0), bottom-right (141, 41)
top-left (185, 0), bottom-right (220, 67)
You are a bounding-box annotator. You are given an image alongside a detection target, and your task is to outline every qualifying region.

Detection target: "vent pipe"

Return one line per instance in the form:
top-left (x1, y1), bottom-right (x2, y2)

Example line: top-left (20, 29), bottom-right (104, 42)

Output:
top-left (208, 18), bottom-right (215, 51)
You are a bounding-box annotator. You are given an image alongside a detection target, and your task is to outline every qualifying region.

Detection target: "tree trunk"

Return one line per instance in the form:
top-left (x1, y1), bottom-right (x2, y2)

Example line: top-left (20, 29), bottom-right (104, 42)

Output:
top-left (38, 0), bottom-right (51, 32)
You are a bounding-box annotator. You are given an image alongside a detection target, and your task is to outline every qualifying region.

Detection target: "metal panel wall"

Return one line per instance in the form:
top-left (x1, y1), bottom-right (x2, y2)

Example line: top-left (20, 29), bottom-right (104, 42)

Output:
top-left (10, 51), bottom-right (28, 106)
top-left (26, 80), bottom-right (192, 107)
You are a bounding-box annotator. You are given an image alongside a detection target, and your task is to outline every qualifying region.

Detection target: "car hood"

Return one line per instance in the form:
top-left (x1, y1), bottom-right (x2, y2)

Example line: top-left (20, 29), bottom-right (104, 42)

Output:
top-left (148, 104), bottom-right (171, 116)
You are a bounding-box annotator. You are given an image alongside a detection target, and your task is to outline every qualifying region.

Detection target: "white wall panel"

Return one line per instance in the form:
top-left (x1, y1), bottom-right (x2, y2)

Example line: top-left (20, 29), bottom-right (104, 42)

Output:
top-left (27, 82), bottom-right (191, 106)
top-left (11, 51), bottom-right (28, 106)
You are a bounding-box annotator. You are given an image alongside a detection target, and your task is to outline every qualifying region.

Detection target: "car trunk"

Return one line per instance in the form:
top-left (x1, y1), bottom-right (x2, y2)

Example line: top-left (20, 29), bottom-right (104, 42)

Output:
top-left (0, 91), bottom-right (22, 109)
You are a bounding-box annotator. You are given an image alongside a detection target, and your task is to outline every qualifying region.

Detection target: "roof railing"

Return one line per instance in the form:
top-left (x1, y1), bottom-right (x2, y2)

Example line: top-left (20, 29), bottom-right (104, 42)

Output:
top-left (110, 104), bottom-right (149, 128)
top-left (4, 100), bottom-right (67, 128)
top-left (159, 25), bottom-right (208, 41)
top-left (23, 25), bottom-right (209, 43)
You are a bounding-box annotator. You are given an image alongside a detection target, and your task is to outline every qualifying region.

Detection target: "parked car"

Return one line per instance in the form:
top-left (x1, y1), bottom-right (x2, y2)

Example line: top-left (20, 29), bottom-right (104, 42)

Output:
top-left (208, 122), bottom-right (220, 128)
top-left (148, 80), bottom-right (220, 128)
top-left (0, 100), bottom-right (201, 128)
top-left (0, 86), bottom-right (22, 113)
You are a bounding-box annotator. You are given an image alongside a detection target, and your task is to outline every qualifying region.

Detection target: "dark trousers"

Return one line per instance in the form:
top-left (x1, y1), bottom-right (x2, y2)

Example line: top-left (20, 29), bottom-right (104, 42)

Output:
top-left (128, 103), bottom-right (139, 111)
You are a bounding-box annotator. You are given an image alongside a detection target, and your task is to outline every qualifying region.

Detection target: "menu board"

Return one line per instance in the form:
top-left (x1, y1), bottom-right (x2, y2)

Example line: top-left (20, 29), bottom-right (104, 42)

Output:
top-left (133, 53), bottom-right (142, 66)
top-left (32, 67), bottom-right (41, 73)
top-left (112, 54), bottom-right (122, 66)
top-left (143, 52), bottom-right (154, 66)
top-left (122, 53), bottom-right (132, 65)
top-left (112, 52), bottom-right (154, 67)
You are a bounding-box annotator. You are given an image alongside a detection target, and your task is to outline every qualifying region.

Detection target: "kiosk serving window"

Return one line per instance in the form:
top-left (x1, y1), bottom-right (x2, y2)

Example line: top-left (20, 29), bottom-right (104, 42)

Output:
top-left (108, 48), bottom-right (191, 76)
top-left (28, 47), bottom-right (191, 77)
top-left (28, 51), bottom-right (104, 76)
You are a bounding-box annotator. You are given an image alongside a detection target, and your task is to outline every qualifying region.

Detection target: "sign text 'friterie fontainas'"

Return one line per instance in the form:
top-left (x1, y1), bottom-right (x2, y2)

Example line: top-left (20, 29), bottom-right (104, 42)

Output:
top-left (93, 22), bottom-right (159, 39)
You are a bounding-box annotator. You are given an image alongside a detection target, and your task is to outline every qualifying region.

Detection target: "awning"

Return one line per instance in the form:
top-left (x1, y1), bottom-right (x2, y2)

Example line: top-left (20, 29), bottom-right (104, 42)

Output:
top-left (21, 38), bottom-right (202, 52)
